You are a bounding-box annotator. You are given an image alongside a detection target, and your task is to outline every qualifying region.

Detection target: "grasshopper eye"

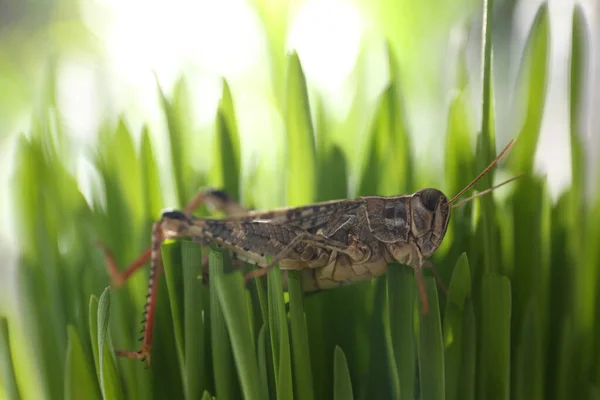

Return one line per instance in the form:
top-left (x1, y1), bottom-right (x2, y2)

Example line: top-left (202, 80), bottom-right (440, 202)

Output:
top-left (419, 188), bottom-right (444, 212)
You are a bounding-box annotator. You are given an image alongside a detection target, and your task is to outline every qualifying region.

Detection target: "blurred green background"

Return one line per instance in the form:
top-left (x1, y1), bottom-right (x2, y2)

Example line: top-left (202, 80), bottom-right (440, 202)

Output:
top-left (1, 0), bottom-right (599, 399)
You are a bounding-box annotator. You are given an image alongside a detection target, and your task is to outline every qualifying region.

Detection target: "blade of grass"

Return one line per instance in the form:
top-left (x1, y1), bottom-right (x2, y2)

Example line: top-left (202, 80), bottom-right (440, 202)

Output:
top-left (358, 44), bottom-right (411, 196)
top-left (267, 262), bottom-right (294, 399)
top-left (387, 264), bottom-right (415, 400)
top-left (479, 0), bottom-right (495, 168)
top-left (257, 324), bottom-right (271, 400)
top-left (65, 325), bottom-right (102, 400)
top-left (0, 317), bottom-right (21, 400)
top-left (182, 241), bottom-right (206, 399)
top-left (418, 276), bottom-right (445, 400)
top-left (201, 391), bottom-right (212, 400)
top-left (97, 287), bottom-right (124, 400)
top-left (477, 0), bottom-right (500, 278)
top-left (89, 296), bottom-right (100, 379)
top-left (569, 4), bottom-right (589, 203)
top-left (514, 301), bottom-right (543, 400)
top-left (333, 346), bottom-right (354, 400)
top-left (443, 254), bottom-right (471, 400)
top-left (508, 3), bottom-right (550, 175)
top-left (458, 298), bottom-right (476, 400)
top-left (287, 270), bottom-right (314, 400)
top-left (250, 263), bottom-right (269, 335)
top-left (208, 248), bottom-right (241, 399)
top-left (284, 51), bottom-right (317, 206)
top-left (247, 0), bottom-right (289, 102)
top-left (139, 127), bottom-right (163, 224)
top-left (567, 7), bottom-right (598, 397)
top-left (555, 319), bottom-right (576, 399)
top-left (510, 175), bottom-right (549, 388)
top-left (365, 277), bottom-right (394, 399)
top-left (480, 274), bottom-right (511, 400)
top-left (214, 272), bottom-right (262, 400)
top-left (211, 79), bottom-right (241, 200)
top-left (156, 77), bottom-right (189, 206)
top-left (161, 241), bottom-right (186, 378)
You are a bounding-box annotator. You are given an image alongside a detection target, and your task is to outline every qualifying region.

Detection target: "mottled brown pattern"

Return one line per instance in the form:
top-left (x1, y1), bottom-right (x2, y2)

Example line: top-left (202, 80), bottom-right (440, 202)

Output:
top-left (158, 187), bottom-right (454, 292)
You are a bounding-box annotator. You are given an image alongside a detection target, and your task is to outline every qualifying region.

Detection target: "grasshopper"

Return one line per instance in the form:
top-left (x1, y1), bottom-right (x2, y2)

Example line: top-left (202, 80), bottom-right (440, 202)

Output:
top-left (97, 139), bottom-right (520, 367)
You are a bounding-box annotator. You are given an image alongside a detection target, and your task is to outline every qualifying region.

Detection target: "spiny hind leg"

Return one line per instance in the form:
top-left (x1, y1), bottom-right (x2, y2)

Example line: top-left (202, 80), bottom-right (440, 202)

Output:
top-left (106, 188), bottom-right (247, 368)
top-left (97, 187), bottom-right (248, 288)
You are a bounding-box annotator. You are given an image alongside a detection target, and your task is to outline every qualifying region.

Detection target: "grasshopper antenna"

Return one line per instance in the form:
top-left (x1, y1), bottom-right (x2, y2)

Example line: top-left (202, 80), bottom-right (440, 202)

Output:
top-left (451, 173), bottom-right (524, 208)
top-left (449, 138), bottom-right (516, 205)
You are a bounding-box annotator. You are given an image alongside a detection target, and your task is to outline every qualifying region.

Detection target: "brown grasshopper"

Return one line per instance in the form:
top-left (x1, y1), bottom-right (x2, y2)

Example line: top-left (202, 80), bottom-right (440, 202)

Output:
top-left (97, 139), bottom-right (520, 367)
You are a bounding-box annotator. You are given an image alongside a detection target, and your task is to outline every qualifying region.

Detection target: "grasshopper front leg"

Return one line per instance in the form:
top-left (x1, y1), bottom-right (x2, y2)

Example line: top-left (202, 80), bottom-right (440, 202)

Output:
top-left (389, 244), bottom-right (447, 314)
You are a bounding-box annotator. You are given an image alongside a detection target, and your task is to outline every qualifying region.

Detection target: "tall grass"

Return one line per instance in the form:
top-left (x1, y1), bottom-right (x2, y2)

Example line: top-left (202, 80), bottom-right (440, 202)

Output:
top-left (2, 2), bottom-right (599, 400)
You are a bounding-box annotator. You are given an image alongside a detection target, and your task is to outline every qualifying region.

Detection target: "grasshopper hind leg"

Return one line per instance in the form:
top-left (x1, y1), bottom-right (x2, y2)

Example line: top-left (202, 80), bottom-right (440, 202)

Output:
top-left (96, 187), bottom-right (247, 288)
top-left (97, 187), bottom-right (247, 368)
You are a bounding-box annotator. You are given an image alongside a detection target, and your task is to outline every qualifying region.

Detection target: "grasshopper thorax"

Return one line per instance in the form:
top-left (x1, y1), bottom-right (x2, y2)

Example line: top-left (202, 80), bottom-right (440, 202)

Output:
top-left (410, 188), bottom-right (451, 257)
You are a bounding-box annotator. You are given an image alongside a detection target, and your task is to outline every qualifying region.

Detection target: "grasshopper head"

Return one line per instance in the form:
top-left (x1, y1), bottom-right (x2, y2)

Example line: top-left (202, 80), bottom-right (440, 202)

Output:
top-left (411, 188), bottom-right (451, 257)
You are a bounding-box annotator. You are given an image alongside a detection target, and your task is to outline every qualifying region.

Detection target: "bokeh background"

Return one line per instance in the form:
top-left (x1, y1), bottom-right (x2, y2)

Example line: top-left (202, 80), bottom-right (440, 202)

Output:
top-left (1, 0), bottom-right (600, 399)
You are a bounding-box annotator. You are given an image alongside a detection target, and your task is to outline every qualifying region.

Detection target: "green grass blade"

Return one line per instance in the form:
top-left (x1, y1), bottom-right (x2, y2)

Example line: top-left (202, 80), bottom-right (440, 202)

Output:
top-left (480, 274), bottom-right (511, 400)
top-left (246, 0), bottom-right (288, 101)
top-left (476, 0), bottom-right (499, 277)
top-left (182, 241), bottom-right (206, 399)
top-left (156, 77), bottom-right (188, 206)
top-left (443, 254), bottom-right (471, 400)
top-left (509, 3), bottom-right (549, 175)
top-left (418, 276), bottom-right (445, 400)
top-left (479, 0), bottom-right (496, 169)
top-left (139, 127), bottom-right (163, 221)
top-left (387, 264), bottom-right (415, 400)
top-left (510, 176), bottom-right (549, 380)
top-left (251, 264), bottom-right (269, 334)
top-left (208, 248), bottom-right (241, 399)
top-left (444, 90), bottom-right (474, 200)
top-left (567, 11), bottom-right (597, 390)
top-left (0, 317), bottom-right (21, 400)
top-left (555, 319), bottom-right (576, 399)
top-left (333, 346), bottom-right (354, 400)
top-left (161, 241), bottom-right (186, 376)
top-left (365, 277), bottom-right (394, 399)
top-left (257, 324), bottom-right (271, 400)
top-left (97, 287), bottom-right (124, 400)
top-left (287, 270), bottom-right (314, 399)
top-left (569, 4), bottom-right (590, 200)
top-left (514, 302), bottom-right (543, 400)
top-left (211, 79), bottom-right (241, 200)
top-left (97, 287), bottom-right (110, 398)
top-left (65, 325), bottom-right (102, 400)
top-left (267, 264), bottom-right (294, 399)
top-left (214, 272), bottom-right (262, 400)
top-left (201, 390), bottom-right (212, 400)
top-left (284, 51), bottom-right (316, 206)
top-left (89, 296), bottom-right (100, 379)
top-left (358, 45), bottom-right (412, 196)
top-left (458, 299), bottom-right (476, 400)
